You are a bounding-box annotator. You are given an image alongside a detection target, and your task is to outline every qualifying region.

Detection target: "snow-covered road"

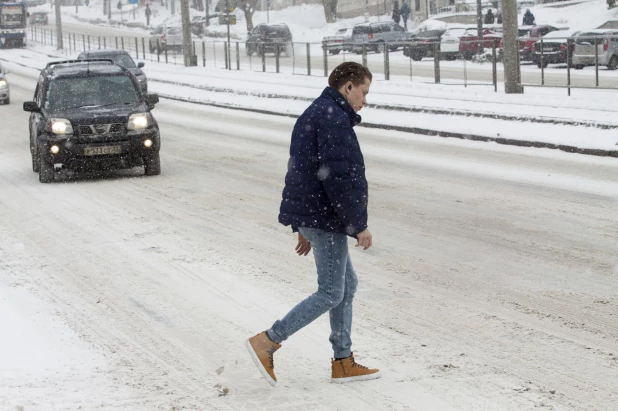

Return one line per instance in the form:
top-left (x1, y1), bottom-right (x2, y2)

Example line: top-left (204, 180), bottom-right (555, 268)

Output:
top-left (1, 69), bottom-right (618, 410)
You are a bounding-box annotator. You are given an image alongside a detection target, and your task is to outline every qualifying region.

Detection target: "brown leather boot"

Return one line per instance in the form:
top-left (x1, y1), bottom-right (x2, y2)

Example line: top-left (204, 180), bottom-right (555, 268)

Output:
top-left (331, 353), bottom-right (382, 383)
top-left (245, 331), bottom-right (281, 386)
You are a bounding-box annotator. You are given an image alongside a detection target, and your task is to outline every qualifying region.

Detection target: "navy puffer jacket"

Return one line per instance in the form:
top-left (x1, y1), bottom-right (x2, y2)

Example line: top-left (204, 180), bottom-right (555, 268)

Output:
top-left (278, 87), bottom-right (368, 238)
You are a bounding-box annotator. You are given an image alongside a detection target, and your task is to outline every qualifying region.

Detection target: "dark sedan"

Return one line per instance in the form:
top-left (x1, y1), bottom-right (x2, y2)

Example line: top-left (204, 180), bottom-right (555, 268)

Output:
top-left (403, 30), bottom-right (446, 61)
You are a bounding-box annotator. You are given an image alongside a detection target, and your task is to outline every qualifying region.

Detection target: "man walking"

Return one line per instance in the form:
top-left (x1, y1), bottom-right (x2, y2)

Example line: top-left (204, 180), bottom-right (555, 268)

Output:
top-left (245, 62), bottom-right (381, 386)
top-left (400, 1), bottom-right (411, 30)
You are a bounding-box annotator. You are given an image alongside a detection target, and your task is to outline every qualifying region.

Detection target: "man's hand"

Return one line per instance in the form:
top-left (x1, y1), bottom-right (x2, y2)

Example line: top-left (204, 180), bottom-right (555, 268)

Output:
top-left (295, 233), bottom-right (312, 256)
top-left (355, 229), bottom-right (372, 250)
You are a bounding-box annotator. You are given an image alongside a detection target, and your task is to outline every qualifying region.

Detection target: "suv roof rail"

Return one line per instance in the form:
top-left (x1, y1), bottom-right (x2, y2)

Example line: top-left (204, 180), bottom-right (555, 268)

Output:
top-left (45, 59), bottom-right (115, 69)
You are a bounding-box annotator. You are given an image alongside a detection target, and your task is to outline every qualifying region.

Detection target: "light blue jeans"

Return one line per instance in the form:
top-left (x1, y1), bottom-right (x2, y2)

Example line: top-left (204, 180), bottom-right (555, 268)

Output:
top-left (267, 227), bottom-right (359, 359)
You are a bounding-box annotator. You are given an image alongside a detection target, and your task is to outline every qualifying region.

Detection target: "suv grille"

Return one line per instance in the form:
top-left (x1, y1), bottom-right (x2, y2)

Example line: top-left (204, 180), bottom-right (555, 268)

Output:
top-left (79, 123), bottom-right (125, 135)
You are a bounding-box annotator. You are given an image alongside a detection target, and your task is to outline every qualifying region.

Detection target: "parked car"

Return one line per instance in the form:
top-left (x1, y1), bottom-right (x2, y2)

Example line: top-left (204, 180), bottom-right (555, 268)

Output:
top-left (246, 23), bottom-right (293, 57)
top-left (149, 25), bottom-right (183, 54)
top-left (349, 21), bottom-right (413, 53)
top-left (29, 12), bottom-right (48, 25)
top-left (533, 30), bottom-right (580, 68)
top-left (498, 25), bottom-right (558, 61)
top-left (403, 29), bottom-right (446, 61)
top-left (0, 62), bottom-right (10, 104)
top-left (518, 25), bottom-right (560, 61)
top-left (440, 27), bottom-right (468, 60)
top-left (458, 27), bottom-right (502, 60)
top-left (78, 49), bottom-right (148, 94)
top-left (322, 27), bottom-right (353, 55)
top-left (23, 59), bottom-right (161, 183)
top-left (572, 29), bottom-right (618, 70)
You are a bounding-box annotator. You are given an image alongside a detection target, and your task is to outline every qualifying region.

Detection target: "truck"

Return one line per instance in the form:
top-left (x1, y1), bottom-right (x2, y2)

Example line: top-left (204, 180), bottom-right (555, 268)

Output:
top-left (0, 0), bottom-right (27, 49)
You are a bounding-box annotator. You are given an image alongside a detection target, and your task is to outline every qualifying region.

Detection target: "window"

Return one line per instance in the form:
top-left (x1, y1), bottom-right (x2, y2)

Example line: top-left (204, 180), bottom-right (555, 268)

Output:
top-left (353, 26), bottom-right (371, 35)
top-left (44, 75), bottom-right (140, 113)
top-left (394, 25), bottom-right (404, 32)
top-left (415, 0), bottom-right (420, 12)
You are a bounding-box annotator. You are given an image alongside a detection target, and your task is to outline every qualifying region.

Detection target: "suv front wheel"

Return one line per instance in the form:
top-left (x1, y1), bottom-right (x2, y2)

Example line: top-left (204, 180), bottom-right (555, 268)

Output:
top-left (38, 144), bottom-right (54, 183)
top-left (144, 153), bottom-right (161, 176)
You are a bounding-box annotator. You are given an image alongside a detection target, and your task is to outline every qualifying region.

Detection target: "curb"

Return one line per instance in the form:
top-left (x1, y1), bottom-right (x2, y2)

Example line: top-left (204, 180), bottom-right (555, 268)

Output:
top-left (158, 94), bottom-right (618, 159)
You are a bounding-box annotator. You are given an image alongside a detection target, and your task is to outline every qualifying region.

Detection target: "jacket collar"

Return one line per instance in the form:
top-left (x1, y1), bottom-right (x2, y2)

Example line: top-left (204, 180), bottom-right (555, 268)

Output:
top-left (321, 87), bottom-right (362, 127)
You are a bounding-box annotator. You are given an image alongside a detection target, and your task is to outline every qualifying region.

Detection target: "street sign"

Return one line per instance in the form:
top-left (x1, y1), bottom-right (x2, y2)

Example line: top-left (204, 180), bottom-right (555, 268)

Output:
top-left (218, 14), bottom-right (236, 25)
top-left (128, 0), bottom-right (138, 4)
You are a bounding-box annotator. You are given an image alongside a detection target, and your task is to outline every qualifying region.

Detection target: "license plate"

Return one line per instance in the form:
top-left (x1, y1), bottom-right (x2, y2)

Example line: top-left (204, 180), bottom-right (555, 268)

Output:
top-left (543, 48), bottom-right (554, 52)
top-left (84, 145), bottom-right (122, 156)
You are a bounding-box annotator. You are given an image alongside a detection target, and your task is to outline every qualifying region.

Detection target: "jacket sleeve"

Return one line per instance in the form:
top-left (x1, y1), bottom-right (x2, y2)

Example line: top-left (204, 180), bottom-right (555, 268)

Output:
top-left (315, 115), bottom-right (368, 236)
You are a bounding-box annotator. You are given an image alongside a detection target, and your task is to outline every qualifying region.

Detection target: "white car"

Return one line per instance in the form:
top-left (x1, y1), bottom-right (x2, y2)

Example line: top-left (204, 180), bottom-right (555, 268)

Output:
top-left (0, 63), bottom-right (9, 105)
top-left (440, 27), bottom-right (468, 60)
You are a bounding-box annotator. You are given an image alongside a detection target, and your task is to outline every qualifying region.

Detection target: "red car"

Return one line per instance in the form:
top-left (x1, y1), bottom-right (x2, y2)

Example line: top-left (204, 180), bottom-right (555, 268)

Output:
top-left (499, 25), bottom-right (560, 61)
top-left (459, 28), bottom-right (502, 59)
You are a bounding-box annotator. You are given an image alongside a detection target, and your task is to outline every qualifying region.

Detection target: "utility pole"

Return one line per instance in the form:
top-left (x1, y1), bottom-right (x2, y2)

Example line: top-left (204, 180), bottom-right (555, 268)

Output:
top-left (180, 0), bottom-right (192, 65)
top-left (364, 0), bottom-right (368, 22)
top-left (476, 0), bottom-right (483, 54)
top-left (54, 0), bottom-right (63, 50)
top-left (226, 0), bottom-right (231, 69)
top-left (172, 0), bottom-right (176, 14)
top-left (502, 0), bottom-right (523, 93)
top-left (205, 0), bottom-right (209, 27)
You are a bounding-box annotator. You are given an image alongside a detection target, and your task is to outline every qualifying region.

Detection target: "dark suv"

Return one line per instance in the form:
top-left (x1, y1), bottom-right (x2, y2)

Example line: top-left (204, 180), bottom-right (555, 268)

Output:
top-left (23, 59), bottom-right (161, 183)
top-left (246, 23), bottom-right (293, 57)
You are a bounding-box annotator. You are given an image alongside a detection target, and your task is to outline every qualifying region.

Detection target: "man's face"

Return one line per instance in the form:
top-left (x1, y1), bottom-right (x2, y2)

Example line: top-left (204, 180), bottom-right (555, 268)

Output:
top-left (345, 78), bottom-right (371, 113)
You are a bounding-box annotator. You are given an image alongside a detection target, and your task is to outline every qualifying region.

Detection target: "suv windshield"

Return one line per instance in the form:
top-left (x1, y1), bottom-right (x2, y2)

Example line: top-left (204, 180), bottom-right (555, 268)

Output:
top-left (110, 54), bottom-right (136, 68)
top-left (81, 54), bottom-right (136, 68)
top-left (266, 27), bottom-right (289, 37)
top-left (45, 75), bottom-right (140, 112)
top-left (167, 27), bottom-right (181, 35)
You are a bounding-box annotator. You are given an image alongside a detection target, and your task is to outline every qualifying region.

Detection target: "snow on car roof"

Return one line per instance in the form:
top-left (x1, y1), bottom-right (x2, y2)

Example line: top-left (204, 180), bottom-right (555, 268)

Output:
top-left (542, 29), bottom-right (580, 39)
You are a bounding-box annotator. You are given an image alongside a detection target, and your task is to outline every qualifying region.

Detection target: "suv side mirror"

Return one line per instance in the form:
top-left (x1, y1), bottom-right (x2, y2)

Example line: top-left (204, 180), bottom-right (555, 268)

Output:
top-left (23, 101), bottom-right (40, 113)
top-left (146, 94), bottom-right (159, 108)
top-left (138, 62), bottom-right (145, 68)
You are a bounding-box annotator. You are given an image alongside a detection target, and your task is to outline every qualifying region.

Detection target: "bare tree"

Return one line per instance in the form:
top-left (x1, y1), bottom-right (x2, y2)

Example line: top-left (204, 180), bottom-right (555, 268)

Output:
top-left (238, 0), bottom-right (259, 32)
top-left (322, 0), bottom-right (337, 23)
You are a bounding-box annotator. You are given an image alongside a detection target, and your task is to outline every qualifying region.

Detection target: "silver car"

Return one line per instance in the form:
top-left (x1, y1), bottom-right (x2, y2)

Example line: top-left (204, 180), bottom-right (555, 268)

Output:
top-left (0, 63), bottom-right (9, 105)
top-left (349, 21), bottom-right (412, 53)
top-left (572, 29), bottom-right (618, 70)
top-left (322, 28), bottom-right (353, 55)
top-left (149, 25), bottom-right (184, 54)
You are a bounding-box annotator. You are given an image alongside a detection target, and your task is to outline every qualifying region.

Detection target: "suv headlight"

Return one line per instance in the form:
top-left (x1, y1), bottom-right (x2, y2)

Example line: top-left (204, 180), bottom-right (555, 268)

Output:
top-left (128, 113), bottom-right (150, 130)
top-left (46, 118), bottom-right (73, 135)
top-left (0, 80), bottom-right (7, 88)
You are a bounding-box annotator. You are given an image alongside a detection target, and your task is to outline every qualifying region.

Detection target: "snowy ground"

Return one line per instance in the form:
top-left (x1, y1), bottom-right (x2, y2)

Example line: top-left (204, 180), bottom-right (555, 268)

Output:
top-left (1, 40), bottom-right (618, 410)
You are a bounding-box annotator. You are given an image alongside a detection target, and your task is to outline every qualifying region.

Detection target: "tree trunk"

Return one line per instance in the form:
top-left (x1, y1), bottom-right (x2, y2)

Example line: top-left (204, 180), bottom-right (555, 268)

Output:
top-left (322, 0), bottom-right (337, 23)
top-left (245, 8), bottom-right (254, 32)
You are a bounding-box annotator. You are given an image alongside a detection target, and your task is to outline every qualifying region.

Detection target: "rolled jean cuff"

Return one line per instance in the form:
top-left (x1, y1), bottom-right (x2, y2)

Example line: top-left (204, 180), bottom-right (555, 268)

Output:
top-left (334, 348), bottom-right (352, 359)
top-left (267, 328), bottom-right (283, 344)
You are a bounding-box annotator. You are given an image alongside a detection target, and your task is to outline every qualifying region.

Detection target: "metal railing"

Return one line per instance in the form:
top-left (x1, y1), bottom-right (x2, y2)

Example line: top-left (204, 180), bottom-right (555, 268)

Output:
top-left (27, 27), bottom-right (618, 95)
top-left (518, 34), bottom-right (618, 96)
